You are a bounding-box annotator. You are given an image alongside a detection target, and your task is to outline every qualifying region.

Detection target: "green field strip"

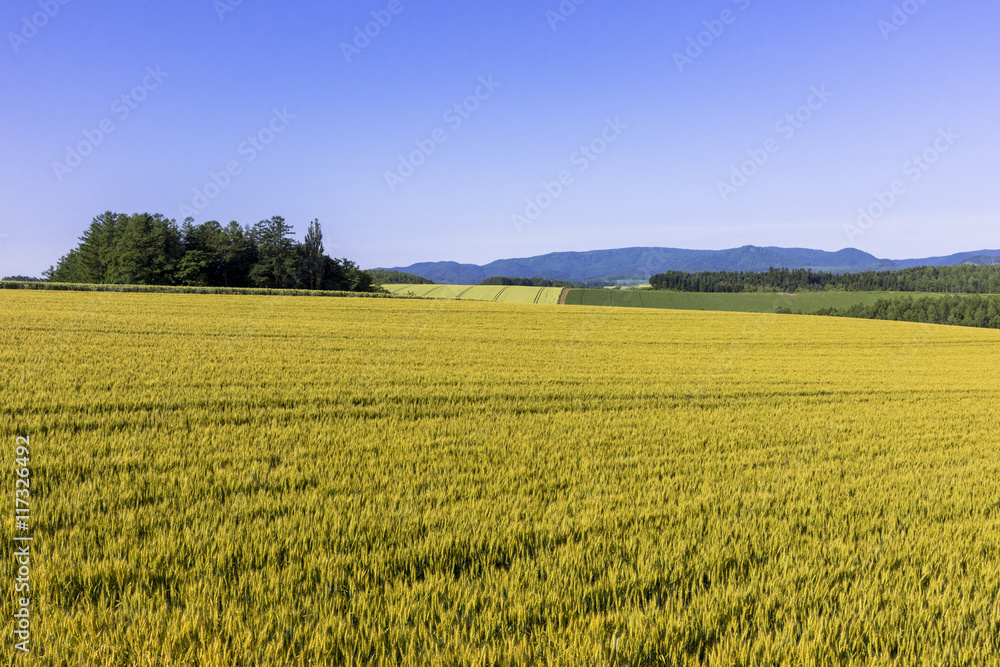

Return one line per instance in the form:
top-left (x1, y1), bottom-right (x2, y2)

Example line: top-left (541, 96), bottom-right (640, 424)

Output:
top-left (561, 289), bottom-right (954, 314)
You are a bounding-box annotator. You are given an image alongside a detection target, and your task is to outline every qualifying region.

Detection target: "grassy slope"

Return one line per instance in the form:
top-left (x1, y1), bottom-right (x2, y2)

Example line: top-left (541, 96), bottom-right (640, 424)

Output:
top-left (564, 289), bottom-right (948, 313)
top-left (382, 283), bottom-right (563, 304)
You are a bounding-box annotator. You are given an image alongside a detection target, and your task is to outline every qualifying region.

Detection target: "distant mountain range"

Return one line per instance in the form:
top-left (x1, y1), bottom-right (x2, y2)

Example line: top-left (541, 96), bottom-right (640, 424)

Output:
top-left (373, 246), bottom-right (1000, 285)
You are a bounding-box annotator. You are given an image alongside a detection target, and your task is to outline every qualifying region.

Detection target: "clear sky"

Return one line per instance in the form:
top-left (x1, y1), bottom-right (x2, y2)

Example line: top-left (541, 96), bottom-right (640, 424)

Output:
top-left (2, 0), bottom-right (998, 276)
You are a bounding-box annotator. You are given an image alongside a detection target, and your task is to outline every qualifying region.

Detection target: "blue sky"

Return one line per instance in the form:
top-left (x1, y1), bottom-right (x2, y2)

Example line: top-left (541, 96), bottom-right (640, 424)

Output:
top-left (1, 0), bottom-right (998, 276)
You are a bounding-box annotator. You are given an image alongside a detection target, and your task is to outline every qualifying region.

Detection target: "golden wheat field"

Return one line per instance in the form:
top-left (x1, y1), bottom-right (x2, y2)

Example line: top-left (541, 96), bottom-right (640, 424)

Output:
top-left (3, 290), bottom-right (1000, 666)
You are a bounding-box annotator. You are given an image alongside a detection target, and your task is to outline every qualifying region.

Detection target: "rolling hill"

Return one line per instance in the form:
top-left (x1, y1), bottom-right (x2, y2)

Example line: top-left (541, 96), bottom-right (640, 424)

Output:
top-left (374, 245), bottom-right (1000, 285)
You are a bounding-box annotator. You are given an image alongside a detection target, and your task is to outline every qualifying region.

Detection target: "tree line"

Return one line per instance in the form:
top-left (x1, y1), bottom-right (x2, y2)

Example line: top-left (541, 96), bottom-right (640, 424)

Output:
top-left (478, 277), bottom-right (579, 288)
top-left (367, 270), bottom-right (434, 285)
top-left (815, 294), bottom-right (1000, 330)
top-left (649, 265), bottom-right (1000, 294)
top-left (44, 212), bottom-right (374, 292)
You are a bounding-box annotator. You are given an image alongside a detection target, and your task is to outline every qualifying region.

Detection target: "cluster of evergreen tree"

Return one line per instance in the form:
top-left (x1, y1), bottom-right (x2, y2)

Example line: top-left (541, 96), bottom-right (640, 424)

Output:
top-left (478, 276), bottom-right (579, 288)
top-left (367, 270), bottom-right (434, 285)
top-left (650, 265), bottom-right (1000, 294)
top-left (814, 295), bottom-right (1000, 330)
top-left (44, 212), bottom-right (374, 292)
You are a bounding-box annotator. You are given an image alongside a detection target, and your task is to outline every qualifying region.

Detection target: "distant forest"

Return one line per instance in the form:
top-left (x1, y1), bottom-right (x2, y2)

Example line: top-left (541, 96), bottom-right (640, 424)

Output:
top-left (44, 212), bottom-right (375, 292)
top-left (367, 270), bottom-right (434, 285)
top-left (478, 277), bottom-right (579, 288)
top-left (816, 295), bottom-right (1000, 330)
top-left (650, 265), bottom-right (1000, 294)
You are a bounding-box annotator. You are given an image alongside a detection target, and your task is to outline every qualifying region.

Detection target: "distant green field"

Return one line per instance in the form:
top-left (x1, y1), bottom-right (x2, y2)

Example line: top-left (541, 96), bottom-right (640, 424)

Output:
top-left (383, 285), bottom-right (954, 315)
top-left (382, 284), bottom-right (564, 304)
top-left (564, 289), bottom-right (949, 313)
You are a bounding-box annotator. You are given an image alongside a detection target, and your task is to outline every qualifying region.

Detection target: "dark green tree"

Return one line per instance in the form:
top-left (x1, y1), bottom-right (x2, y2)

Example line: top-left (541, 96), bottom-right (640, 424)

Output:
top-left (45, 212), bottom-right (375, 293)
top-left (177, 219), bottom-right (225, 286)
top-left (45, 248), bottom-right (85, 283)
top-left (367, 270), bottom-right (434, 285)
top-left (71, 211), bottom-right (124, 283)
top-left (250, 216), bottom-right (298, 288)
top-left (340, 258), bottom-right (373, 292)
top-left (213, 222), bottom-right (256, 287)
top-left (106, 214), bottom-right (183, 284)
top-left (299, 219), bottom-right (325, 290)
